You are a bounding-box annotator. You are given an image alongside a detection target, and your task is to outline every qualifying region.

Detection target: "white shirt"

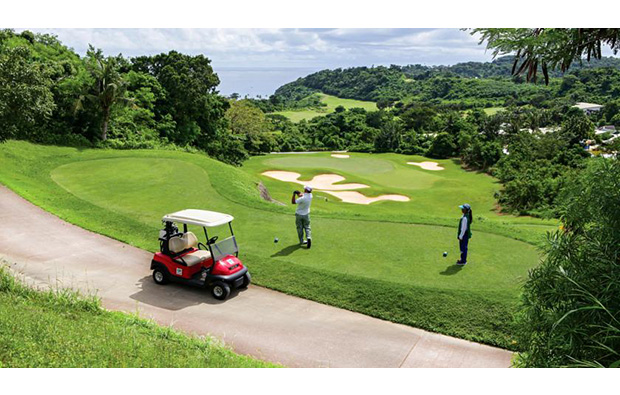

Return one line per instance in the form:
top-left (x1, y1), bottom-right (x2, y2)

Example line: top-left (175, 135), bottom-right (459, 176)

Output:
top-left (295, 193), bottom-right (312, 215)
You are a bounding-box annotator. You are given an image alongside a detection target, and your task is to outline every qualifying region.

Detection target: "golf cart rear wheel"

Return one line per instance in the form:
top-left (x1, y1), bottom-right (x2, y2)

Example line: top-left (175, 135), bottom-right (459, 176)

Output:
top-left (153, 268), bottom-right (169, 285)
top-left (211, 282), bottom-right (231, 300)
top-left (239, 272), bottom-right (251, 289)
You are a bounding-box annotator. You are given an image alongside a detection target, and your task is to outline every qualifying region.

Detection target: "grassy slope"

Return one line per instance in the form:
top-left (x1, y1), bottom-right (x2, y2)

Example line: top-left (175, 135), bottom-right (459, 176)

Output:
top-left (273, 93), bottom-right (377, 122)
top-left (483, 107), bottom-right (505, 115)
top-left (462, 107), bottom-right (505, 117)
top-left (0, 141), bottom-right (550, 349)
top-left (0, 266), bottom-right (273, 368)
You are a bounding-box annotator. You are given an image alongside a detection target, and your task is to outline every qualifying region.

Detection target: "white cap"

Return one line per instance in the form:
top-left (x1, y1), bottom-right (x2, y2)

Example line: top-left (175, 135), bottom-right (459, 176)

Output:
top-left (304, 185), bottom-right (313, 192)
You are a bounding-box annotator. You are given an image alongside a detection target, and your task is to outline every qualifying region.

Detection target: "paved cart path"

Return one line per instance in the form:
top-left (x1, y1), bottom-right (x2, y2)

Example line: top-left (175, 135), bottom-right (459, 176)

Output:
top-left (0, 185), bottom-right (512, 368)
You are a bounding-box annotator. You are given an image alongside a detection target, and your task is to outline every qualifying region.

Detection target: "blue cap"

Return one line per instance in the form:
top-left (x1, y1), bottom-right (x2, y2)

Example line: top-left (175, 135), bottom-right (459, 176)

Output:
top-left (459, 203), bottom-right (471, 210)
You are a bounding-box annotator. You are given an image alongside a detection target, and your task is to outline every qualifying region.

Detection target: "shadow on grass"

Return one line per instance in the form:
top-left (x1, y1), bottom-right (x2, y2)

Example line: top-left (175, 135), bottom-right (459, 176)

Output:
top-left (271, 244), bottom-right (302, 257)
top-left (439, 264), bottom-right (464, 276)
top-left (450, 158), bottom-right (502, 183)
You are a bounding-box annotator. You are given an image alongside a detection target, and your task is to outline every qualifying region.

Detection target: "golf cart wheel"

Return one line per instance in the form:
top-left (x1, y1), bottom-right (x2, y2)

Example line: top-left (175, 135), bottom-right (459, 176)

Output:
top-left (211, 282), bottom-right (231, 300)
top-left (239, 272), bottom-right (251, 289)
top-left (152, 268), bottom-right (169, 285)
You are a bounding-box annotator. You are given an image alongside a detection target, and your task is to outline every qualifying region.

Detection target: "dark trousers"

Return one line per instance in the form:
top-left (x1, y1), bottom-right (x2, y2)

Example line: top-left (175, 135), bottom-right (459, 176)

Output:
top-left (459, 236), bottom-right (470, 263)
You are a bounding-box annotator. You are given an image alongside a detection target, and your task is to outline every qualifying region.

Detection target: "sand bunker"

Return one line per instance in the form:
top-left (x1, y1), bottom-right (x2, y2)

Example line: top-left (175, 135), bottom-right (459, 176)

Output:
top-left (262, 170), bottom-right (409, 205)
top-left (407, 161), bottom-right (444, 171)
top-left (262, 171), bottom-right (368, 190)
top-left (324, 191), bottom-right (410, 205)
top-left (331, 154), bottom-right (350, 158)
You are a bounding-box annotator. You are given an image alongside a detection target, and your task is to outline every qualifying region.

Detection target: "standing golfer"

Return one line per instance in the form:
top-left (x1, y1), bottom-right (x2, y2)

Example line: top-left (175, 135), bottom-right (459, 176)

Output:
top-left (292, 186), bottom-right (313, 248)
top-left (456, 203), bottom-right (473, 265)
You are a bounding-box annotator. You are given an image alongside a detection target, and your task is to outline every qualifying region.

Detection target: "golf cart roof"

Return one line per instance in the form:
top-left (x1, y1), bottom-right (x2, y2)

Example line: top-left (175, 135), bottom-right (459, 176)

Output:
top-left (162, 209), bottom-right (234, 228)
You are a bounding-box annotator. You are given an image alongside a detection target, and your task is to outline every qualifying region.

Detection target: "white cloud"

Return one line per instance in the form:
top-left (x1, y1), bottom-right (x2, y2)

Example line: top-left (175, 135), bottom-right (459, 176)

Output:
top-left (14, 28), bottom-right (493, 68)
top-left (11, 27), bottom-right (619, 97)
top-left (11, 28), bottom-right (503, 96)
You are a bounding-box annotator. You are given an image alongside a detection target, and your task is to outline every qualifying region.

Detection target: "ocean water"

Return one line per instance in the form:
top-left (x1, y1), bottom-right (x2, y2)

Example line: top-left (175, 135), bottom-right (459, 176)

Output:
top-left (215, 67), bottom-right (321, 98)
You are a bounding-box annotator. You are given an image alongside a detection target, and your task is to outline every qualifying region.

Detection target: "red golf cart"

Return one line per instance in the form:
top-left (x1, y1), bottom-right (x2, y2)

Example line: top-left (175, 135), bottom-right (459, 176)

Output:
top-left (150, 209), bottom-right (250, 300)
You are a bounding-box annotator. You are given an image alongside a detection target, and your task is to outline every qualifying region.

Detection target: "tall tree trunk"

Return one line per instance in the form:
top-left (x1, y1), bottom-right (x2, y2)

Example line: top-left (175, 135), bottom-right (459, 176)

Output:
top-left (101, 107), bottom-right (110, 141)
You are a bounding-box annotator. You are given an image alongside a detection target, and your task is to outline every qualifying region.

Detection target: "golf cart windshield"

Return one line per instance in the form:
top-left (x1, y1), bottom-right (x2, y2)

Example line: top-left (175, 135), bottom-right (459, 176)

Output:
top-left (211, 236), bottom-right (238, 261)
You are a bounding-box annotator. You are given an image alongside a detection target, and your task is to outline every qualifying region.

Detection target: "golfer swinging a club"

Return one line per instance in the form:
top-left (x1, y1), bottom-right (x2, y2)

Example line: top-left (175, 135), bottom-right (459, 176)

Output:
top-left (456, 203), bottom-right (473, 265)
top-left (292, 186), bottom-right (313, 249)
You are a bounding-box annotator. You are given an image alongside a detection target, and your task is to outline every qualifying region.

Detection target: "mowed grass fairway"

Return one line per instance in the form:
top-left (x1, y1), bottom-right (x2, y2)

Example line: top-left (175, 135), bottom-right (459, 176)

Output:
top-left (273, 93), bottom-right (377, 122)
top-left (483, 107), bottom-right (505, 115)
top-left (462, 107), bottom-right (505, 117)
top-left (0, 141), bottom-right (555, 349)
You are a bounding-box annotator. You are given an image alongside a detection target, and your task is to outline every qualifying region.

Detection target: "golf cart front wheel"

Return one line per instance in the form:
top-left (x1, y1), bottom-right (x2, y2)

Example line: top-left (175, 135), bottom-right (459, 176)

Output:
top-left (153, 268), bottom-right (169, 285)
top-left (211, 282), bottom-right (231, 300)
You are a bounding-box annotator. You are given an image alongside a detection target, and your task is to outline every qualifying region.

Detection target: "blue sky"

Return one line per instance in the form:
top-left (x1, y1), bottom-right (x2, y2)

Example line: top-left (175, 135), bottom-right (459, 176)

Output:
top-left (17, 28), bottom-right (496, 69)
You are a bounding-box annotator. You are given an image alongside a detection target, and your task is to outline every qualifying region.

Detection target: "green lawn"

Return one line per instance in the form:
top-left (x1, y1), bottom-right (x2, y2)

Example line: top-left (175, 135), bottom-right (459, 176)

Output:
top-left (0, 141), bottom-right (555, 349)
top-left (462, 107), bottom-right (505, 117)
top-left (273, 93), bottom-right (377, 122)
top-left (484, 107), bottom-right (505, 115)
top-left (0, 266), bottom-right (274, 367)
top-left (271, 108), bottom-right (329, 123)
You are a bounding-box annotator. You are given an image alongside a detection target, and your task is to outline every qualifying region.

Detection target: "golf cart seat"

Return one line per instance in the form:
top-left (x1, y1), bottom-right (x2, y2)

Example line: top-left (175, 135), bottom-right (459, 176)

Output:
top-left (176, 253), bottom-right (209, 267)
top-left (168, 232), bottom-right (211, 267)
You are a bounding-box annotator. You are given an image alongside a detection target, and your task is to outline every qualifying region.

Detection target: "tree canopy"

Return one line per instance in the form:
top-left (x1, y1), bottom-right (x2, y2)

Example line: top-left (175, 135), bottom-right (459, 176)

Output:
top-left (0, 46), bottom-right (54, 142)
top-left (0, 30), bottom-right (247, 164)
top-left (472, 28), bottom-right (620, 84)
top-left (76, 46), bottom-right (131, 141)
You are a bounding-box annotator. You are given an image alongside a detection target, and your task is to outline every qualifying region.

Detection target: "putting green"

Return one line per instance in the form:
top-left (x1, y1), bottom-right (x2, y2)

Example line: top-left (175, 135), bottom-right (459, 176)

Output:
top-left (0, 141), bottom-right (554, 347)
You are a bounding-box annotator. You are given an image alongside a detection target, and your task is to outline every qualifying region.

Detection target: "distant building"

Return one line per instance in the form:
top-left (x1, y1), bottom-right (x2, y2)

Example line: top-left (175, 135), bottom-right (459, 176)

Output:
top-left (539, 126), bottom-right (559, 135)
top-left (517, 127), bottom-right (558, 135)
top-left (573, 102), bottom-right (603, 114)
top-left (595, 125), bottom-right (617, 135)
top-left (603, 134), bottom-right (619, 144)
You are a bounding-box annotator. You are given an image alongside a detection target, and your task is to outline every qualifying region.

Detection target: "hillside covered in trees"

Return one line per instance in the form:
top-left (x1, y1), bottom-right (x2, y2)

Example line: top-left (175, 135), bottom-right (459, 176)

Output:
top-left (270, 56), bottom-right (620, 109)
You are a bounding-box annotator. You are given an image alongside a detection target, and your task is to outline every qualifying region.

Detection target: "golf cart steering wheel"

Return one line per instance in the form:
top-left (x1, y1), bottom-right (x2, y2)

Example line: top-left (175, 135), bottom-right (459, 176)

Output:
top-left (197, 242), bottom-right (208, 250)
top-left (208, 236), bottom-right (219, 244)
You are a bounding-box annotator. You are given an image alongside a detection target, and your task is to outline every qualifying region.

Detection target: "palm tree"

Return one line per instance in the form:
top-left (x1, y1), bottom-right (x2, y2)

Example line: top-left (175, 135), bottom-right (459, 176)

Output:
top-left (77, 46), bottom-right (131, 141)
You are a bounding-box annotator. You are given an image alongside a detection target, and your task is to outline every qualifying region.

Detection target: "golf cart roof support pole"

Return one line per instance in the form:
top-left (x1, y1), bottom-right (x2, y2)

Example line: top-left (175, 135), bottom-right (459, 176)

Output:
top-left (228, 222), bottom-right (238, 257)
top-left (203, 227), bottom-right (215, 262)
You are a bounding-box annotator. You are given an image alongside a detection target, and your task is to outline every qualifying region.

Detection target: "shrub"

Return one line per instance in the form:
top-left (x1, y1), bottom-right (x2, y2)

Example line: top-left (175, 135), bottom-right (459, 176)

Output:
top-left (515, 158), bottom-right (620, 367)
top-left (426, 132), bottom-right (456, 158)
